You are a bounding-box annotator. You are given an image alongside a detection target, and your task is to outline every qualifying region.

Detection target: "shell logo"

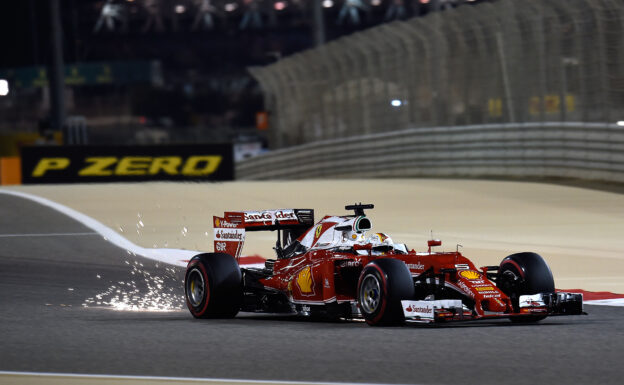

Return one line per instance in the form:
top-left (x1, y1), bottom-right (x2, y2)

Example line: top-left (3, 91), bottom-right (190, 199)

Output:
top-left (215, 218), bottom-right (221, 227)
top-left (460, 270), bottom-right (481, 280)
top-left (297, 266), bottom-right (314, 294)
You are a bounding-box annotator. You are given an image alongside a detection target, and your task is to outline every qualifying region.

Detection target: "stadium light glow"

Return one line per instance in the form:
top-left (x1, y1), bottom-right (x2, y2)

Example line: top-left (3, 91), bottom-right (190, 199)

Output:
top-left (371, 0), bottom-right (382, 5)
top-left (322, 0), bottom-right (334, 8)
top-left (391, 99), bottom-right (402, 107)
top-left (175, 4), bottom-right (186, 14)
top-left (0, 79), bottom-right (8, 96)
top-left (274, 1), bottom-right (287, 11)
top-left (225, 2), bottom-right (238, 12)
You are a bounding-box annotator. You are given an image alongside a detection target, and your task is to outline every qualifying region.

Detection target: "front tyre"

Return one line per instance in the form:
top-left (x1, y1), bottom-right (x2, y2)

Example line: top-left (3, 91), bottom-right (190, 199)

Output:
top-left (497, 252), bottom-right (555, 323)
top-left (357, 258), bottom-right (414, 326)
top-left (185, 253), bottom-right (242, 318)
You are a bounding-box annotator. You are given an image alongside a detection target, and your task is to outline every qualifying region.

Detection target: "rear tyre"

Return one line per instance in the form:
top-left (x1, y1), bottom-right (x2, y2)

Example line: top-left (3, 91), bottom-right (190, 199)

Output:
top-left (357, 258), bottom-right (414, 326)
top-left (185, 253), bottom-right (242, 318)
top-left (497, 252), bottom-right (555, 323)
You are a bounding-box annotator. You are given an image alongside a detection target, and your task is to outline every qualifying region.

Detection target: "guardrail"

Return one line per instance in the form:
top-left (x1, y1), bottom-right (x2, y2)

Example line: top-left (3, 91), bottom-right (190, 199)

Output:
top-left (236, 122), bottom-right (624, 183)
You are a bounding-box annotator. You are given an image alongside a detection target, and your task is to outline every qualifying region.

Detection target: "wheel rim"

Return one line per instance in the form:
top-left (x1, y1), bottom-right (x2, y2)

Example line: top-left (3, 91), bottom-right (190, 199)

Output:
top-left (187, 268), bottom-right (206, 307)
top-left (359, 274), bottom-right (381, 314)
top-left (500, 268), bottom-right (522, 297)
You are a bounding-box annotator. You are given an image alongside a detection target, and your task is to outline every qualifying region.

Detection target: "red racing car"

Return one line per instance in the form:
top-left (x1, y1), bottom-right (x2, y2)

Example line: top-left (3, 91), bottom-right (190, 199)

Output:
top-left (184, 204), bottom-right (584, 325)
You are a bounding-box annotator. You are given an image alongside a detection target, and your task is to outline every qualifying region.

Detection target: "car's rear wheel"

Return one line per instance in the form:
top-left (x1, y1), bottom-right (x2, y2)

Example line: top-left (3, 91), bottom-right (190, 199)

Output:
top-left (357, 258), bottom-right (414, 326)
top-left (497, 252), bottom-right (555, 323)
top-left (184, 253), bottom-right (242, 318)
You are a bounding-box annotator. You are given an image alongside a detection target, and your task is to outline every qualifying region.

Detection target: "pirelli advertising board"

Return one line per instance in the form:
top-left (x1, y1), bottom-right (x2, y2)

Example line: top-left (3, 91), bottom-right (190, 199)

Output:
top-left (21, 144), bottom-right (234, 184)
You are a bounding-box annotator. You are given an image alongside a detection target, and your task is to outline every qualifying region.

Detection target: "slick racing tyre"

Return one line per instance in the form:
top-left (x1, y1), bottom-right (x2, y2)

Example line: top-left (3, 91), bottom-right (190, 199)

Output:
top-left (497, 252), bottom-right (555, 323)
top-left (185, 253), bottom-right (242, 318)
top-left (357, 258), bottom-right (414, 326)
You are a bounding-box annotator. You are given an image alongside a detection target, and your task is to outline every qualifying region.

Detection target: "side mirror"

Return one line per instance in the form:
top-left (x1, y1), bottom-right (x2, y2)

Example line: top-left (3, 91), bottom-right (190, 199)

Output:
top-left (427, 239), bottom-right (442, 253)
top-left (428, 239), bottom-right (442, 247)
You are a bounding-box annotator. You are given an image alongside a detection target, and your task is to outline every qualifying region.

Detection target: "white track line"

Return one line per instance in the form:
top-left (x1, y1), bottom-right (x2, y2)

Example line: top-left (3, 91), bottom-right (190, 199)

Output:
top-left (584, 298), bottom-right (624, 306)
top-left (0, 371), bottom-right (409, 385)
top-left (0, 232), bottom-right (98, 238)
top-left (0, 189), bottom-right (198, 267)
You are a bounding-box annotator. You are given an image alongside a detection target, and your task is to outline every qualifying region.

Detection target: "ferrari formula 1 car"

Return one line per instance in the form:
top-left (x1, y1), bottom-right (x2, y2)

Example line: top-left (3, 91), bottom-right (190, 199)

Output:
top-left (184, 204), bottom-right (584, 325)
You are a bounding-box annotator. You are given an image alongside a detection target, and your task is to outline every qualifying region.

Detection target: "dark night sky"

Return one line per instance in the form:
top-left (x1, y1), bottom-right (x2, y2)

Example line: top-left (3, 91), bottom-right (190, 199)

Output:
top-left (0, 1), bottom-right (493, 73)
top-left (0, 0), bottom-right (315, 72)
top-left (0, 1), bottom-right (44, 68)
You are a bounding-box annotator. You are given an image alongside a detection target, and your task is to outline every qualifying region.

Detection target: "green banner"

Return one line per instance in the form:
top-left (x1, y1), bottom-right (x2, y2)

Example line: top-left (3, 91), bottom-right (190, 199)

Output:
top-left (0, 61), bottom-right (161, 88)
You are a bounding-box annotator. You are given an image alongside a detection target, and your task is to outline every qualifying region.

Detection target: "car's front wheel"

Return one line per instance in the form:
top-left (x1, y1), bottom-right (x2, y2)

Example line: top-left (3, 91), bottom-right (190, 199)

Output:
top-left (357, 258), bottom-right (414, 326)
top-left (497, 252), bottom-right (555, 323)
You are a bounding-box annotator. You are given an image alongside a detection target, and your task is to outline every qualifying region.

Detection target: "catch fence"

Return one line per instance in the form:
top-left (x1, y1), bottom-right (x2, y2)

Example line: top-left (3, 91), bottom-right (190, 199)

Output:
top-left (249, 0), bottom-right (624, 149)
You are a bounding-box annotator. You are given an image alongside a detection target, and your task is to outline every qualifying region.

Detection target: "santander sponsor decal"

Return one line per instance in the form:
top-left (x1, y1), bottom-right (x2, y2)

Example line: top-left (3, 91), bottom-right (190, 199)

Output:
top-left (458, 280), bottom-right (475, 298)
top-left (244, 211), bottom-right (273, 222)
top-left (407, 263), bottom-right (425, 270)
top-left (214, 228), bottom-right (245, 241)
top-left (244, 210), bottom-right (297, 223)
top-left (275, 210), bottom-right (297, 220)
top-left (402, 300), bottom-right (435, 320)
top-left (404, 305), bottom-right (433, 314)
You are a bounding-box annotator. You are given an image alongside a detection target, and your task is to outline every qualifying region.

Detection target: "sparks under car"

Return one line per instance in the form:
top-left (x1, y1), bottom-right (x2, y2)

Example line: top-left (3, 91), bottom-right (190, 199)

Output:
top-left (184, 204), bottom-right (584, 325)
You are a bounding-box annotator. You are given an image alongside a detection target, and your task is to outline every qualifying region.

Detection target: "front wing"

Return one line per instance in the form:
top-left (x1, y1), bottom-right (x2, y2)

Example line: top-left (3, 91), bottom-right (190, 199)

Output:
top-left (401, 292), bottom-right (585, 323)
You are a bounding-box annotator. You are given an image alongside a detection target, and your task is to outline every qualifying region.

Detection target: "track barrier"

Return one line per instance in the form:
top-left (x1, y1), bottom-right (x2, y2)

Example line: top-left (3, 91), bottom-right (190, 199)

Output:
top-left (236, 122), bottom-right (624, 183)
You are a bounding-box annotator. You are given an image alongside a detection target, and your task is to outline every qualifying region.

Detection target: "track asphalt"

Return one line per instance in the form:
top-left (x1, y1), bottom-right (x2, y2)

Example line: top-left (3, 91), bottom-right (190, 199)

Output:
top-left (1, 194), bottom-right (623, 385)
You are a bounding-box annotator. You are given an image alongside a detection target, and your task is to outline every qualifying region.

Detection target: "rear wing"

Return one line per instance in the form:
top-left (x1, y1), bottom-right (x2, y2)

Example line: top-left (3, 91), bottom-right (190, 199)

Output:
top-left (213, 209), bottom-right (314, 261)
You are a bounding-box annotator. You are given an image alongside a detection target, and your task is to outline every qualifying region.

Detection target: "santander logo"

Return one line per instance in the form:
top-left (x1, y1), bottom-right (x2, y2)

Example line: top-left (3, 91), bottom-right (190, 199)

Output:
top-left (405, 305), bottom-right (433, 313)
top-left (244, 212), bottom-right (272, 222)
top-left (215, 229), bottom-right (244, 240)
top-left (275, 210), bottom-right (296, 220)
top-left (244, 210), bottom-right (297, 222)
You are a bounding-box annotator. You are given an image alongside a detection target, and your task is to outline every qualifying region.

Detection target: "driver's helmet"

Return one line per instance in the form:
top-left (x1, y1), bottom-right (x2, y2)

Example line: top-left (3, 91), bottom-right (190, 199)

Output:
top-left (368, 233), bottom-right (393, 247)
